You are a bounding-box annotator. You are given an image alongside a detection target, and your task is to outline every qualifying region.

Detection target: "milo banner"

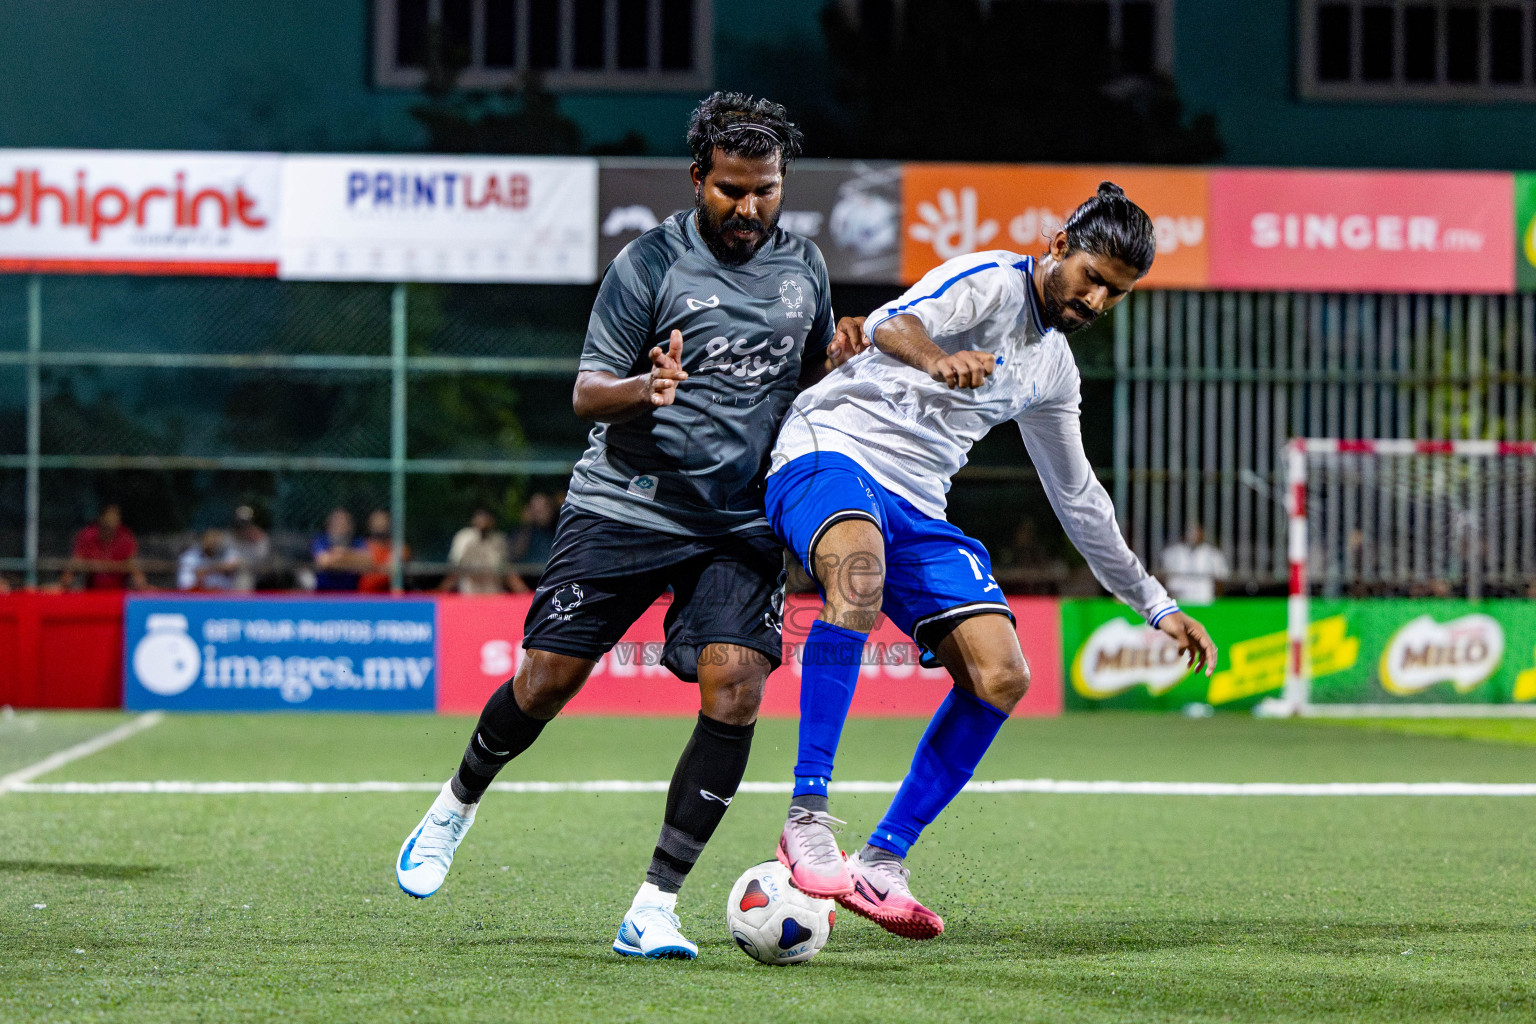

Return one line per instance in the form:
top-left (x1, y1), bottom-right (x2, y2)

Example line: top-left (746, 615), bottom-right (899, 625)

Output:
top-left (1515, 172), bottom-right (1536, 292)
top-left (1063, 597), bottom-right (1536, 710)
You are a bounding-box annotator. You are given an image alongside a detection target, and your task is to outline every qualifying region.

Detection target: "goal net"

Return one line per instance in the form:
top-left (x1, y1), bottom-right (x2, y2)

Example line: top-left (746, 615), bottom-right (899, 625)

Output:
top-left (1259, 438), bottom-right (1536, 717)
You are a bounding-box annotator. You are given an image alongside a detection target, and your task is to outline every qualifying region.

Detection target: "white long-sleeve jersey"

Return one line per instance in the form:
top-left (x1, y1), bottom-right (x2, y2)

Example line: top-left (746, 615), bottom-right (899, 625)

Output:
top-left (771, 249), bottom-right (1177, 625)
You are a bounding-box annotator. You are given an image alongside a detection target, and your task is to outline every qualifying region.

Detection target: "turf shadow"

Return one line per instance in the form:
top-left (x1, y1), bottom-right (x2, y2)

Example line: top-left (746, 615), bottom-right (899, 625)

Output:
top-left (0, 859), bottom-right (164, 880)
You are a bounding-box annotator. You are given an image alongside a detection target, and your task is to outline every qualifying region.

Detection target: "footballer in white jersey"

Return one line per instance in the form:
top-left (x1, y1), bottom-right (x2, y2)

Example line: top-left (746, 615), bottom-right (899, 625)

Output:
top-left (765, 183), bottom-right (1217, 939)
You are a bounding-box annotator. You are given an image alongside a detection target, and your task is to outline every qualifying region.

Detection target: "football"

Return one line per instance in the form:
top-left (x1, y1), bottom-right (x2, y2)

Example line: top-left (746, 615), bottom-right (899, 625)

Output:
top-left (725, 860), bottom-right (837, 965)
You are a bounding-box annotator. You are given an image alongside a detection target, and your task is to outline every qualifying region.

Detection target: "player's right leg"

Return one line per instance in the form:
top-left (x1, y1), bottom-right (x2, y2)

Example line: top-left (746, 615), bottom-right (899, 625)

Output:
top-left (396, 649), bottom-right (594, 898)
top-left (764, 451), bottom-right (891, 897)
top-left (396, 507), bottom-right (666, 899)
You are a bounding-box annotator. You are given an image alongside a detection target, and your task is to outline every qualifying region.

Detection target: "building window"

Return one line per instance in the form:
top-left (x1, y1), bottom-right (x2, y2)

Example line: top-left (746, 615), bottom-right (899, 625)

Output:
top-left (1300, 0), bottom-right (1536, 101)
top-left (374, 0), bottom-right (712, 90)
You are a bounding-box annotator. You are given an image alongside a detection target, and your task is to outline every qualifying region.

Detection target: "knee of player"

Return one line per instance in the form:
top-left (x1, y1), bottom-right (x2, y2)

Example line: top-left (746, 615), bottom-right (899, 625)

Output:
top-left (985, 659), bottom-right (1031, 710)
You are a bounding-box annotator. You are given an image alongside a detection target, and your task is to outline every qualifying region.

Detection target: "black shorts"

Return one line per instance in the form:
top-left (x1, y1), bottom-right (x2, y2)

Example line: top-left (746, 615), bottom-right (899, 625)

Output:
top-left (522, 506), bottom-right (786, 682)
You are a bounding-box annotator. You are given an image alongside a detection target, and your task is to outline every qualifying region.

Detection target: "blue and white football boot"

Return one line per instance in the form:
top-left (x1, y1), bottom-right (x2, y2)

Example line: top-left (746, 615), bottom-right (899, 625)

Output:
top-left (612, 883), bottom-right (698, 960)
top-left (396, 780), bottom-right (476, 899)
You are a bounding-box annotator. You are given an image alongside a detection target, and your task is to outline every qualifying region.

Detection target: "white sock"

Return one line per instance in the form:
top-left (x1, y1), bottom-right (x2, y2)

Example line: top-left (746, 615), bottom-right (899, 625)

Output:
top-left (437, 779), bottom-right (476, 818)
top-left (631, 881), bottom-right (677, 911)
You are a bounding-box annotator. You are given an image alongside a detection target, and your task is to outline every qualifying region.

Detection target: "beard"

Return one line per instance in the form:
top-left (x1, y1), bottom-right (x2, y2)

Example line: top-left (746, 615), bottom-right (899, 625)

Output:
top-left (694, 191), bottom-right (778, 265)
top-left (1040, 264), bottom-right (1100, 334)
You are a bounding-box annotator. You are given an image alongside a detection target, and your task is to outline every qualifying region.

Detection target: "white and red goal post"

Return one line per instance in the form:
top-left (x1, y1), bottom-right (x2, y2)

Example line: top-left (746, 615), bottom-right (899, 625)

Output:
top-left (1264, 438), bottom-right (1536, 718)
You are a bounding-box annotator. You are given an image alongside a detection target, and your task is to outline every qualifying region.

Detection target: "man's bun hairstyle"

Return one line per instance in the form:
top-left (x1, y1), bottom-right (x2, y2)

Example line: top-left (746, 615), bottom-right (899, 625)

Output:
top-left (1062, 181), bottom-right (1156, 277)
top-left (687, 91), bottom-right (804, 178)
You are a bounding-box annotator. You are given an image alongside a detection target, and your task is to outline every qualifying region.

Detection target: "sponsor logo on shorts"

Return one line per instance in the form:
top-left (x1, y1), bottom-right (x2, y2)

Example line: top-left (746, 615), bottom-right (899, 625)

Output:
top-left (549, 583), bottom-right (585, 621)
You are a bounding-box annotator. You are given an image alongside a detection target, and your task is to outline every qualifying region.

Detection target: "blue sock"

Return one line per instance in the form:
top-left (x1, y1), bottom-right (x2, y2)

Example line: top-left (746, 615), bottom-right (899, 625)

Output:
top-left (867, 688), bottom-right (1009, 857)
top-left (792, 620), bottom-right (869, 800)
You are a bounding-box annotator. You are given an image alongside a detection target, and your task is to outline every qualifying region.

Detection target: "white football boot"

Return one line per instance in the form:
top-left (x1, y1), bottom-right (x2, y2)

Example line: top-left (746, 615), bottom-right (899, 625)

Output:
top-left (612, 883), bottom-right (699, 960)
top-left (396, 780), bottom-right (476, 899)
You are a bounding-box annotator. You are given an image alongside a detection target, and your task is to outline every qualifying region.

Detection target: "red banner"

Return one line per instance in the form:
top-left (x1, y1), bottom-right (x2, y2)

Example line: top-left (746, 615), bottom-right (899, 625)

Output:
top-left (1208, 169), bottom-right (1514, 293)
top-left (436, 594), bottom-right (1062, 718)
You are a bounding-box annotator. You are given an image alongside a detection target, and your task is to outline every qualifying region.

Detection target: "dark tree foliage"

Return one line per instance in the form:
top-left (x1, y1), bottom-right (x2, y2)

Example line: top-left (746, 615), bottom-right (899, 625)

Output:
top-left (816, 0), bottom-right (1222, 163)
top-left (407, 23), bottom-right (643, 156)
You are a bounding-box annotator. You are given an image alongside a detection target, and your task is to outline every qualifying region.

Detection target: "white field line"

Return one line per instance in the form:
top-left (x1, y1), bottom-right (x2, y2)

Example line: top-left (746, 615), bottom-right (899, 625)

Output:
top-left (0, 712), bottom-right (165, 796)
top-left (10, 776), bottom-right (1536, 797)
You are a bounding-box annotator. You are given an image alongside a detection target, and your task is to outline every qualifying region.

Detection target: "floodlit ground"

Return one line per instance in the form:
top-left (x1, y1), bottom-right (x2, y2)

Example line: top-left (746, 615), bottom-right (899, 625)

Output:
top-left (2, 710), bottom-right (1533, 1023)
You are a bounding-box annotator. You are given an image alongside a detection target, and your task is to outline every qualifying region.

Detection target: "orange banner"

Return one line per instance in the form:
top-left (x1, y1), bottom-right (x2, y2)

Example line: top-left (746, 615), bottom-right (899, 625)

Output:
top-left (899, 164), bottom-right (1209, 288)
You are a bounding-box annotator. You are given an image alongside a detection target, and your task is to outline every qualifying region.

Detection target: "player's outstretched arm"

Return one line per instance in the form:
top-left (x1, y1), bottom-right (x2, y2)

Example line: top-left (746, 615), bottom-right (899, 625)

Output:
top-left (572, 329), bottom-right (689, 423)
top-left (871, 315), bottom-right (995, 389)
top-left (1157, 611), bottom-right (1217, 677)
top-left (798, 316), bottom-right (871, 388)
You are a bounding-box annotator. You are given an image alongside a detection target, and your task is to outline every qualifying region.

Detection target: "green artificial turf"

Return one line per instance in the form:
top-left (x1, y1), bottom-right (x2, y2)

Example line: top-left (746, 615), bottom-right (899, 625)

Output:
top-left (2, 712), bottom-right (1534, 1023)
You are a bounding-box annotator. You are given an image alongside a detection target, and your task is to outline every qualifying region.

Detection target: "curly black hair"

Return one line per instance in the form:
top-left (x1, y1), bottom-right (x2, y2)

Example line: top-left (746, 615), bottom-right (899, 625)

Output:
top-left (1063, 181), bottom-right (1156, 276)
top-left (686, 91), bottom-right (804, 178)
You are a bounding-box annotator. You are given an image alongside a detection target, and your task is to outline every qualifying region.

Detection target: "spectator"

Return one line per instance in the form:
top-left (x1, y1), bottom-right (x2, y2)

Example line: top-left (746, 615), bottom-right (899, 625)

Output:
top-left (60, 503), bottom-right (148, 591)
top-left (440, 508), bottom-right (529, 595)
top-left (509, 492), bottom-right (558, 587)
top-left (311, 508), bottom-right (369, 592)
top-left (229, 505), bottom-right (271, 592)
top-left (1159, 523), bottom-right (1230, 606)
top-left (359, 508), bottom-right (410, 593)
top-left (178, 529), bottom-right (239, 591)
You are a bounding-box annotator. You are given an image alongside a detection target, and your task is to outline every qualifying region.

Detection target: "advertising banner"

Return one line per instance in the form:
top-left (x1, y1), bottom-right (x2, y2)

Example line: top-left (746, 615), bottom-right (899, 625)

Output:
top-left (899, 164), bottom-right (1209, 288)
top-left (124, 597), bottom-right (437, 712)
top-left (1063, 598), bottom-right (1364, 711)
top-left (1208, 169), bottom-right (1514, 293)
top-left (1307, 599), bottom-right (1536, 706)
top-left (278, 155), bottom-right (598, 282)
top-left (0, 149), bottom-right (281, 275)
top-left (598, 159), bottom-right (902, 282)
top-left (436, 594), bottom-right (1062, 717)
top-left (1514, 172), bottom-right (1536, 292)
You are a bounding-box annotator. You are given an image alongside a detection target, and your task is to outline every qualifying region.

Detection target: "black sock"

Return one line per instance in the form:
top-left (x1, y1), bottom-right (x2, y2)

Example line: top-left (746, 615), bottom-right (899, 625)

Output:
top-left (450, 680), bottom-right (550, 804)
top-left (646, 713), bottom-right (754, 894)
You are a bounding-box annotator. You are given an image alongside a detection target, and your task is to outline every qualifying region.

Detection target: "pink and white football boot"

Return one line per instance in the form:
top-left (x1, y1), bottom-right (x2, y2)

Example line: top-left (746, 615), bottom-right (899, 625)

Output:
top-left (776, 806), bottom-right (855, 897)
top-left (837, 849), bottom-right (945, 940)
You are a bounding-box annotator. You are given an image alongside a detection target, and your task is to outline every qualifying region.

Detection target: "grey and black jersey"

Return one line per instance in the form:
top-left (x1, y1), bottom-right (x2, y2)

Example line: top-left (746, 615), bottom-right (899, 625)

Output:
top-left (566, 211), bottom-right (834, 537)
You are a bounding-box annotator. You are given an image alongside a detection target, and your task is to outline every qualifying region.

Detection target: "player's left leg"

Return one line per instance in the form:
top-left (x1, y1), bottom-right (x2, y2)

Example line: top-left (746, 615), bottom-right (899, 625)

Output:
top-left (843, 612), bottom-right (1029, 939)
top-left (614, 534), bottom-right (781, 960)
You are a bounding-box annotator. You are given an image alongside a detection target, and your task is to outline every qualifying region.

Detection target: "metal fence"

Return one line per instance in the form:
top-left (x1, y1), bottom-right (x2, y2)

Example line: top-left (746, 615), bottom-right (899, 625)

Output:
top-left (7, 277), bottom-right (1536, 594)
top-left (1111, 291), bottom-right (1536, 590)
top-left (0, 274), bottom-right (594, 588)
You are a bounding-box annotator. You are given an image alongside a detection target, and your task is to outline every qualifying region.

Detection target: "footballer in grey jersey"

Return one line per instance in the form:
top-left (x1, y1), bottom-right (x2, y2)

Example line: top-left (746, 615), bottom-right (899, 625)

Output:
top-left (568, 208), bottom-right (834, 537)
top-left (394, 92), bottom-right (867, 960)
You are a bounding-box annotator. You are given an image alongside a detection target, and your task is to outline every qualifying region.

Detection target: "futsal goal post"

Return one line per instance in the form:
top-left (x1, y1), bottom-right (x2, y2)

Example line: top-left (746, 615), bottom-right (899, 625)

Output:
top-left (1258, 437), bottom-right (1536, 718)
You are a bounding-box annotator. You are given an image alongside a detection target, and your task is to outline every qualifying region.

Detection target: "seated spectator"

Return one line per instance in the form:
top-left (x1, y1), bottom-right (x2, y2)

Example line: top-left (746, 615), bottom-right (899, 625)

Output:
top-left (178, 529), bottom-right (239, 591)
top-left (509, 492), bottom-right (558, 588)
top-left (229, 505), bottom-right (271, 592)
top-left (60, 503), bottom-right (148, 591)
top-left (441, 508), bottom-right (528, 595)
top-left (311, 508), bottom-right (370, 592)
top-left (359, 508), bottom-right (410, 593)
top-left (1159, 523), bottom-right (1230, 606)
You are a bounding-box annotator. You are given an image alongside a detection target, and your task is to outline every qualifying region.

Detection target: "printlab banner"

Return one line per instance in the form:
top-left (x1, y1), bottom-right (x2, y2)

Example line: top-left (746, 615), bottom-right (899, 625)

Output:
top-left (898, 164), bottom-right (1211, 288)
top-left (435, 594), bottom-right (1063, 717)
top-left (0, 149), bottom-right (282, 275)
top-left (1208, 169), bottom-right (1514, 293)
top-left (597, 159), bottom-right (902, 282)
top-left (124, 597), bottom-right (437, 711)
top-left (279, 155), bottom-right (598, 282)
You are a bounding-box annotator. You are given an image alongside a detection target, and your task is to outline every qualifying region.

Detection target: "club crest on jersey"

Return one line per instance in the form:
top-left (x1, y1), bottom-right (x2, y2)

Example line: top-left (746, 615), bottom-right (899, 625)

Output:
top-left (779, 279), bottom-right (804, 318)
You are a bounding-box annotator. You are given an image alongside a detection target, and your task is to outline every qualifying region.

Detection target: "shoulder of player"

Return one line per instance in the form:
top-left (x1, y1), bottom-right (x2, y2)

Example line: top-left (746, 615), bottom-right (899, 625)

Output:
top-left (609, 216), bottom-right (690, 292)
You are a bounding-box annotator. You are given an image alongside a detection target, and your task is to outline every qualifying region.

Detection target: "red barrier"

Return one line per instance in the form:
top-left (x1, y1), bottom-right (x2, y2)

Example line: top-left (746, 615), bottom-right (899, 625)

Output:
top-left (0, 592), bottom-right (126, 708)
top-left (436, 594), bottom-right (1062, 717)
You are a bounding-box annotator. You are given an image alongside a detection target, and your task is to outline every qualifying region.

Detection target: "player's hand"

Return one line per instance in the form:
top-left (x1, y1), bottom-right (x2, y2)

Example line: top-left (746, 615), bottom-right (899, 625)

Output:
top-left (826, 316), bottom-right (869, 368)
top-left (645, 329), bottom-right (689, 407)
top-left (1157, 611), bottom-right (1217, 677)
top-left (927, 350), bottom-right (996, 389)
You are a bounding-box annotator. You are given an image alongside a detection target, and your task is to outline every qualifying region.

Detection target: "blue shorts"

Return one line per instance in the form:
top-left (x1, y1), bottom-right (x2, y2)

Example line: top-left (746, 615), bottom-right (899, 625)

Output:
top-left (765, 451), bottom-right (1013, 651)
